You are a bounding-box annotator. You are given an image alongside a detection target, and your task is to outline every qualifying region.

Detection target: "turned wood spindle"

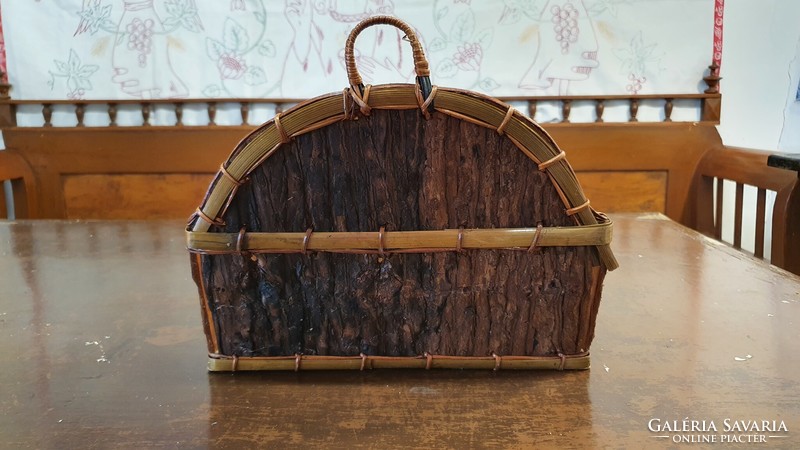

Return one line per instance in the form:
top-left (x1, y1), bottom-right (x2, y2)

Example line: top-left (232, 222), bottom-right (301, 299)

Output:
top-left (703, 63), bottom-right (721, 94)
top-left (629, 98), bottom-right (639, 122)
top-left (527, 100), bottom-right (537, 120)
top-left (75, 103), bottom-right (85, 127)
top-left (240, 102), bottom-right (250, 125)
top-left (208, 102), bottom-right (217, 126)
top-left (175, 102), bottom-right (184, 126)
top-left (108, 103), bottom-right (118, 127)
top-left (664, 98), bottom-right (673, 122)
top-left (42, 103), bottom-right (53, 127)
top-left (275, 103), bottom-right (284, 114)
top-left (594, 99), bottom-right (604, 123)
top-left (561, 99), bottom-right (572, 123)
top-left (141, 102), bottom-right (151, 126)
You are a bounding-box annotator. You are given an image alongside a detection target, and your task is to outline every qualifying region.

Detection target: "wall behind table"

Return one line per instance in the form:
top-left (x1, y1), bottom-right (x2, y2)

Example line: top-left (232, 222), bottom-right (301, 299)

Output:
top-left (718, 0), bottom-right (800, 152)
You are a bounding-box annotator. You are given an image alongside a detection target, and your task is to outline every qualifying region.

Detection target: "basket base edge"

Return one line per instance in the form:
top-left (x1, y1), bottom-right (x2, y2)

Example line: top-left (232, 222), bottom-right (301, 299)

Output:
top-left (207, 353), bottom-right (591, 372)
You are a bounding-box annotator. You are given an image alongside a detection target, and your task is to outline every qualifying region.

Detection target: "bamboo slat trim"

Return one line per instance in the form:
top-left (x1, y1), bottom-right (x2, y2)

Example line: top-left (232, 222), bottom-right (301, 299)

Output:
top-left (194, 253), bottom-right (220, 354)
top-left (207, 352), bottom-right (590, 371)
top-left (186, 222), bottom-right (612, 254)
top-left (188, 83), bottom-right (618, 270)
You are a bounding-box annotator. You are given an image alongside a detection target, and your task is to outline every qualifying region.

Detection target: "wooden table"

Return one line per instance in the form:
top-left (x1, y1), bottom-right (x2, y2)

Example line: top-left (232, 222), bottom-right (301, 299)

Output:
top-left (1, 213), bottom-right (798, 448)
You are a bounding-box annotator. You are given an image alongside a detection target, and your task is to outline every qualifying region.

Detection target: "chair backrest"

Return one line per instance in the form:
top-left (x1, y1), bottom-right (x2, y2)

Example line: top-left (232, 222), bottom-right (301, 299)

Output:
top-left (693, 146), bottom-right (800, 275)
top-left (0, 149), bottom-right (37, 219)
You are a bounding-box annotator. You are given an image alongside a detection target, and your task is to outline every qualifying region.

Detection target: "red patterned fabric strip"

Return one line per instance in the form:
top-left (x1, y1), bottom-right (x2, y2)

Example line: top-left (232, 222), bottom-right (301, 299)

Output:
top-left (713, 0), bottom-right (724, 68)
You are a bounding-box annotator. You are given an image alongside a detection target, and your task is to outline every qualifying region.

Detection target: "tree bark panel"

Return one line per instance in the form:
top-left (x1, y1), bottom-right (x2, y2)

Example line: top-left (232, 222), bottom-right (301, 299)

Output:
top-left (194, 109), bottom-right (605, 358)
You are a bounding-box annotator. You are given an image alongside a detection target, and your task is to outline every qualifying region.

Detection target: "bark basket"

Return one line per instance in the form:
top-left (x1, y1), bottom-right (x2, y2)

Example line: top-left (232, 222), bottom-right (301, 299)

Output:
top-left (186, 16), bottom-right (617, 372)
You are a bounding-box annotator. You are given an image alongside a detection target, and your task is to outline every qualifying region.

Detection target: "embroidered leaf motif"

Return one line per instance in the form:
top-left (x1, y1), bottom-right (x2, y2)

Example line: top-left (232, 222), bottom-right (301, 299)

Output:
top-left (613, 31), bottom-right (661, 75)
top-left (74, 76), bottom-right (93, 90)
top-left (223, 18), bottom-right (249, 53)
top-left (76, 1), bottom-right (113, 35)
top-left (258, 41), bottom-right (276, 58)
top-left (54, 59), bottom-right (69, 75)
top-left (76, 65), bottom-right (99, 78)
top-left (52, 50), bottom-right (98, 85)
top-left (450, 10), bottom-right (475, 43)
top-left (475, 28), bottom-right (493, 48)
top-left (429, 37), bottom-right (447, 52)
top-left (181, 15), bottom-right (203, 33)
top-left (68, 49), bottom-right (82, 71)
top-left (243, 66), bottom-right (267, 86)
top-left (479, 77), bottom-right (500, 91)
top-left (499, 6), bottom-right (521, 26)
top-left (164, 17), bottom-right (180, 30)
top-left (203, 84), bottom-right (222, 97)
top-left (587, 0), bottom-right (633, 18)
top-left (164, 0), bottom-right (203, 32)
top-left (206, 38), bottom-right (226, 60)
top-left (436, 59), bottom-right (458, 79)
top-left (165, 0), bottom-right (181, 16)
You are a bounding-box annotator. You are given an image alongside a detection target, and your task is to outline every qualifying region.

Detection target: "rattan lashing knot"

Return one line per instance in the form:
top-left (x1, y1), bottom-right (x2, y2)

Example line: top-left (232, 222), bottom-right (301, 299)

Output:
top-left (219, 163), bottom-right (244, 186)
top-left (537, 150), bottom-right (566, 171)
top-left (378, 226), bottom-right (386, 259)
top-left (566, 199), bottom-right (591, 216)
top-left (527, 224), bottom-right (544, 252)
top-left (496, 106), bottom-right (515, 136)
top-left (195, 208), bottom-right (225, 227)
top-left (415, 84), bottom-right (438, 119)
top-left (492, 352), bottom-right (502, 371)
top-left (301, 228), bottom-right (313, 254)
top-left (273, 113), bottom-right (291, 144)
top-left (347, 84), bottom-right (373, 117)
top-left (236, 227), bottom-right (247, 255)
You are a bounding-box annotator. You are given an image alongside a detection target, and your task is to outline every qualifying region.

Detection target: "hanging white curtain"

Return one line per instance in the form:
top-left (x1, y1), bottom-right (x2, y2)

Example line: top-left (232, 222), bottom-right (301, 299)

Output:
top-left (1, 0), bottom-right (713, 100)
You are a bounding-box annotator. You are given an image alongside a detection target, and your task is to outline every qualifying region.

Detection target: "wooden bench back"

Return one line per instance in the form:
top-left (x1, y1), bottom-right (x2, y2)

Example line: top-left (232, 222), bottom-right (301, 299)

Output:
top-left (0, 149), bottom-right (37, 219)
top-left (0, 95), bottom-right (722, 224)
top-left (692, 146), bottom-right (800, 274)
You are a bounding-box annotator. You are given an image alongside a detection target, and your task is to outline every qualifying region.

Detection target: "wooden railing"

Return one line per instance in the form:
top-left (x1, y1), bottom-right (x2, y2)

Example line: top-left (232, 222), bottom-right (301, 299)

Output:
top-left (1, 93), bottom-right (722, 128)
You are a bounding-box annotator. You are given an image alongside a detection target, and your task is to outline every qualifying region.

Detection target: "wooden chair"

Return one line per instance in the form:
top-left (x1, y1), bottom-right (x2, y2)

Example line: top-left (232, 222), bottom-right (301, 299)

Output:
top-left (0, 149), bottom-right (37, 219)
top-left (693, 146), bottom-right (800, 275)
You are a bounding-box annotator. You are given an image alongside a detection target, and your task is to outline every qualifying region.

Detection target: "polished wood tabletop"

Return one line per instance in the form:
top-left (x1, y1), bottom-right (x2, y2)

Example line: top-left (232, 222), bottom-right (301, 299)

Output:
top-left (1, 213), bottom-right (798, 449)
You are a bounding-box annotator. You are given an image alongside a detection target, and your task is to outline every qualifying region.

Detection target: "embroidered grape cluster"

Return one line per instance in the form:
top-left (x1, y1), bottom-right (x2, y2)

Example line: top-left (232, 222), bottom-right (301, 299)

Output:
top-left (626, 73), bottom-right (647, 95)
top-left (551, 3), bottom-right (579, 54)
top-left (126, 18), bottom-right (155, 68)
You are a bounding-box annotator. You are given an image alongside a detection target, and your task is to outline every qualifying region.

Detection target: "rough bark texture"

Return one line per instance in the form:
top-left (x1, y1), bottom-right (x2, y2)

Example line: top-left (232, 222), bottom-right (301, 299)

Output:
top-left (197, 109), bottom-right (604, 357)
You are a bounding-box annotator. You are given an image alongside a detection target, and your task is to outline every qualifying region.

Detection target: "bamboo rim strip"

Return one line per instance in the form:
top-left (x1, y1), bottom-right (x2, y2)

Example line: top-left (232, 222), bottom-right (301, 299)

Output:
top-left (207, 352), bottom-right (590, 372)
top-left (187, 223), bottom-right (611, 254)
top-left (188, 84), bottom-right (618, 270)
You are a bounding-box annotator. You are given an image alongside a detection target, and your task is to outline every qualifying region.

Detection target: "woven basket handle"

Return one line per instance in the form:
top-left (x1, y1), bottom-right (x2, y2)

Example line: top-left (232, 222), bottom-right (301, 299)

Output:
top-left (344, 15), bottom-right (433, 104)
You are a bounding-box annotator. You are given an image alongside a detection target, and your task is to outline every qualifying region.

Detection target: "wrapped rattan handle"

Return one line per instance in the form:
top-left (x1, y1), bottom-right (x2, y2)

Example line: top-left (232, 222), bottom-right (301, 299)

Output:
top-left (344, 15), bottom-right (433, 103)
